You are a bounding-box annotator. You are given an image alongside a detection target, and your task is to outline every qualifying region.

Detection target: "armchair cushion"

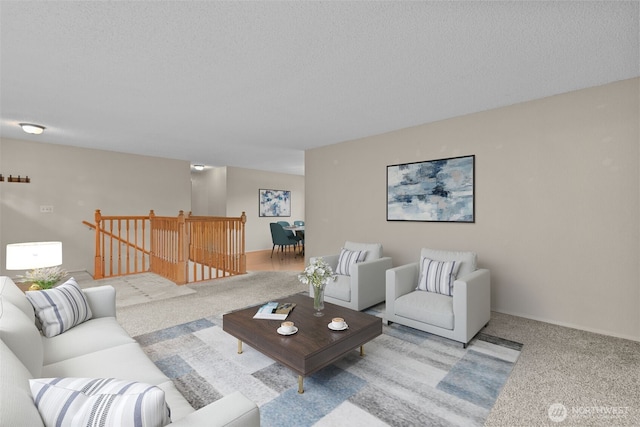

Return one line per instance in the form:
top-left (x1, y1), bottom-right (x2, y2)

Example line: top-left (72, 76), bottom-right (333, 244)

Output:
top-left (344, 241), bottom-right (382, 261)
top-left (417, 258), bottom-right (461, 296)
top-left (336, 249), bottom-right (367, 276)
top-left (394, 291), bottom-right (454, 330)
top-left (26, 278), bottom-right (93, 338)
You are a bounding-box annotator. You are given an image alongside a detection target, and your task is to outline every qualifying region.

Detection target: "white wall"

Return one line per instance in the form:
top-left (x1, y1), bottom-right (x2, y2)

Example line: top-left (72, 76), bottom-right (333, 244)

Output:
top-left (191, 166), bottom-right (305, 252)
top-left (0, 138), bottom-right (192, 275)
top-left (305, 78), bottom-right (640, 341)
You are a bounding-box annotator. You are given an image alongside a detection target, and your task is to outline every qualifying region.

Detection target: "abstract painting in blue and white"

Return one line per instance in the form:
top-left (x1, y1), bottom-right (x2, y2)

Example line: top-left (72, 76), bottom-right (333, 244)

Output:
top-left (259, 189), bottom-right (291, 217)
top-left (387, 155), bottom-right (474, 222)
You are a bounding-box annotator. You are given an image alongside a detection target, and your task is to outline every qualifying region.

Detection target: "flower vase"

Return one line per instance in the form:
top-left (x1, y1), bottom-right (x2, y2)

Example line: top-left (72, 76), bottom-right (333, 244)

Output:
top-left (313, 283), bottom-right (326, 317)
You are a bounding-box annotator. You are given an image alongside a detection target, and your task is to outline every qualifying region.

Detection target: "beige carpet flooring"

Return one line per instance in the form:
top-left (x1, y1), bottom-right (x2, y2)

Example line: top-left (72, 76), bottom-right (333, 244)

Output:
top-left (74, 271), bottom-right (195, 307)
top-left (78, 271), bottom-right (640, 426)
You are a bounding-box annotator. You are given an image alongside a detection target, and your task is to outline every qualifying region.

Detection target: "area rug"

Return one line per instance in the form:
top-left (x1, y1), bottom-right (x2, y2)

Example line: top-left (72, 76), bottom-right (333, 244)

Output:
top-left (135, 306), bottom-right (522, 427)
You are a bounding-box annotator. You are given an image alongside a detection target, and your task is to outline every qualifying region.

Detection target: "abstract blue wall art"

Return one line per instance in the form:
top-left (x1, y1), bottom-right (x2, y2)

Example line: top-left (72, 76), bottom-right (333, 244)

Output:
top-left (259, 189), bottom-right (291, 217)
top-left (387, 155), bottom-right (475, 222)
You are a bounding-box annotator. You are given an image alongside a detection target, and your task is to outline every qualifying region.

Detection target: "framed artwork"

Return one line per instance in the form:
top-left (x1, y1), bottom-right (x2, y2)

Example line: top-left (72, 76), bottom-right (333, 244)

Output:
top-left (387, 155), bottom-right (475, 222)
top-left (259, 189), bottom-right (291, 217)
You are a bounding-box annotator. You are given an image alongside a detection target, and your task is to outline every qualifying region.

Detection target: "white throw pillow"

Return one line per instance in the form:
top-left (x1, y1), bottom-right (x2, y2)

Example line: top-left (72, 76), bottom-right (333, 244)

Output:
top-left (417, 257), bottom-right (461, 296)
top-left (30, 378), bottom-right (171, 427)
top-left (336, 248), bottom-right (367, 276)
top-left (25, 277), bottom-right (93, 338)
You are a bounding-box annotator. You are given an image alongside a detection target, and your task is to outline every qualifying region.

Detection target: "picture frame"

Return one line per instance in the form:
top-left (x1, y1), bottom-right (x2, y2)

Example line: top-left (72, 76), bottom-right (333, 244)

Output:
top-left (259, 189), bottom-right (291, 217)
top-left (387, 155), bottom-right (475, 222)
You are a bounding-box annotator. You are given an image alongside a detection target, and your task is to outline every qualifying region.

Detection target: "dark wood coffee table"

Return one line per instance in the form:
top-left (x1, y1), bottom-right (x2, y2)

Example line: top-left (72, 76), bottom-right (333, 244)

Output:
top-left (222, 293), bottom-right (382, 393)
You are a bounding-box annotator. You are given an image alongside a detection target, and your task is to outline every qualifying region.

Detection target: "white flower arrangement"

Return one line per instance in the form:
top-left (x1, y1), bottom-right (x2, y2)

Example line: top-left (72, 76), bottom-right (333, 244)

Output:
top-left (17, 266), bottom-right (68, 289)
top-left (299, 257), bottom-right (336, 314)
top-left (298, 257), bottom-right (336, 289)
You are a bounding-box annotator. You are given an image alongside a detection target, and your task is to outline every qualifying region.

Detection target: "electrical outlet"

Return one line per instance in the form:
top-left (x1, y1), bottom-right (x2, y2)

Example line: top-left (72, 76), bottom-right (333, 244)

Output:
top-left (40, 205), bottom-right (54, 213)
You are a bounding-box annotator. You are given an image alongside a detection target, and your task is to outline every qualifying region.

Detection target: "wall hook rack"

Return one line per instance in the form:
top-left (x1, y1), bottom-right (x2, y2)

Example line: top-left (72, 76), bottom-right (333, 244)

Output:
top-left (0, 174), bottom-right (31, 183)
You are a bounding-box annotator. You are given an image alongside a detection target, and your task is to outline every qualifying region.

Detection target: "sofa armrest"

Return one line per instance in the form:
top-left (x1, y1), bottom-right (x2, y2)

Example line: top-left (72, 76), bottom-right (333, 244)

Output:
top-left (385, 262), bottom-right (419, 302)
top-left (351, 257), bottom-right (393, 309)
top-left (452, 269), bottom-right (491, 342)
top-left (82, 286), bottom-right (116, 318)
top-left (170, 392), bottom-right (259, 427)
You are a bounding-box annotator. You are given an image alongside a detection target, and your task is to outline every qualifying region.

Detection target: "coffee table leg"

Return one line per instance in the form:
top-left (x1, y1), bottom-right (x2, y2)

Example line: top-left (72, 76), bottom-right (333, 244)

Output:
top-left (298, 375), bottom-right (304, 394)
top-left (237, 339), bottom-right (243, 354)
top-left (360, 345), bottom-right (365, 356)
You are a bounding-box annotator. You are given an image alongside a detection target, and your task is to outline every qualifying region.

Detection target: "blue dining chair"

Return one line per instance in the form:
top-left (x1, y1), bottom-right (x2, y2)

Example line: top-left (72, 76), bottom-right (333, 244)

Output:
top-left (278, 221), bottom-right (302, 246)
top-left (270, 223), bottom-right (298, 258)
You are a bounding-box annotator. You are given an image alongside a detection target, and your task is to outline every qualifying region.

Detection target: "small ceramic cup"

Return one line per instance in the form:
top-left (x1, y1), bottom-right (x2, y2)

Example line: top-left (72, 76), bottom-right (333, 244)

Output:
top-left (331, 317), bottom-right (345, 329)
top-left (281, 321), bottom-right (295, 333)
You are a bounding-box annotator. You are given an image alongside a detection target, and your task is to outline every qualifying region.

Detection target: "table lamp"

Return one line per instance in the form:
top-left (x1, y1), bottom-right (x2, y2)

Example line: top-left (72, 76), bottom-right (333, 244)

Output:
top-left (6, 241), bottom-right (66, 289)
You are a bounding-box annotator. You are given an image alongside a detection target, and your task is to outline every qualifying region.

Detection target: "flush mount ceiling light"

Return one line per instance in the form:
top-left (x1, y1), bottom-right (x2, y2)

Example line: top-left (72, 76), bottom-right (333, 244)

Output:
top-left (19, 123), bottom-right (46, 135)
top-left (193, 164), bottom-right (205, 171)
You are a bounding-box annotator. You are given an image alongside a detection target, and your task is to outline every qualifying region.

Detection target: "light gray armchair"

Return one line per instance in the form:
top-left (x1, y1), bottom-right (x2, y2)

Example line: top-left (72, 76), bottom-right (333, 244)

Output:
top-left (384, 248), bottom-right (490, 347)
top-left (310, 241), bottom-right (392, 311)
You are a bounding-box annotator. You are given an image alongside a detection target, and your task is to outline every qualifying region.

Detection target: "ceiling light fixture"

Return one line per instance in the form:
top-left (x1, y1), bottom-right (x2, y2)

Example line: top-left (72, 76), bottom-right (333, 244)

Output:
top-left (19, 123), bottom-right (46, 135)
top-left (193, 164), bottom-right (205, 171)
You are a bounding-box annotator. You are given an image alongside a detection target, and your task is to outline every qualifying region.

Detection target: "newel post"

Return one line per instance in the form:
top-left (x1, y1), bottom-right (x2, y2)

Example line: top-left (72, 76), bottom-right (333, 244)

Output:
top-left (240, 211), bottom-right (247, 273)
top-left (93, 210), bottom-right (103, 279)
top-left (148, 210), bottom-right (156, 273)
top-left (176, 210), bottom-right (187, 285)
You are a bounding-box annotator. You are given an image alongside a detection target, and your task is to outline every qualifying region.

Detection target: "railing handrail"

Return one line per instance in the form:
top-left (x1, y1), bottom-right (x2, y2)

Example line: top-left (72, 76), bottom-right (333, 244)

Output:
top-left (82, 220), bottom-right (151, 255)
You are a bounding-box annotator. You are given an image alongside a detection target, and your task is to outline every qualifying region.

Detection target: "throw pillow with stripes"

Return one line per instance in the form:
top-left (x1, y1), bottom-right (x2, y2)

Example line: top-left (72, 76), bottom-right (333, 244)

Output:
top-left (30, 378), bottom-right (171, 427)
top-left (25, 277), bottom-right (93, 338)
top-left (417, 257), bottom-right (461, 296)
top-left (336, 249), bottom-right (367, 276)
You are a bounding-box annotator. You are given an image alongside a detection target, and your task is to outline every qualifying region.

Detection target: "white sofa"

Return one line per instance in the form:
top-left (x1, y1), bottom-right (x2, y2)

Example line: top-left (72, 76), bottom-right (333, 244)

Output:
top-left (0, 275), bottom-right (260, 427)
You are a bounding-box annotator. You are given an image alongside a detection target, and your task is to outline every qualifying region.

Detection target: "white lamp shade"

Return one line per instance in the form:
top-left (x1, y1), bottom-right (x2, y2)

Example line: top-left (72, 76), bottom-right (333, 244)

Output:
top-left (5, 241), bottom-right (63, 270)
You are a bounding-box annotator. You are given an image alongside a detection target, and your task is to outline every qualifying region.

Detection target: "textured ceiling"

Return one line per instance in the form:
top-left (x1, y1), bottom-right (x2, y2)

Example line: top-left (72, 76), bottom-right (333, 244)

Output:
top-left (1, 1), bottom-right (638, 175)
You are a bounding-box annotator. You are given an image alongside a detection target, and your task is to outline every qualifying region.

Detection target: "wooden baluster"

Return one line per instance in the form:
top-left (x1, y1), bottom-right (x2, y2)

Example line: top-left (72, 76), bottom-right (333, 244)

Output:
top-left (94, 210), bottom-right (103, 279)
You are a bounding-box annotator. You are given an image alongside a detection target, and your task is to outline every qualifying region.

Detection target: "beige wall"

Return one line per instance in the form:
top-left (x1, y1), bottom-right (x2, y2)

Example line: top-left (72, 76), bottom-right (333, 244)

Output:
top-left (0, 138), bottom-right (192, 275)
top-left (191, 166), bottom-right (305, 252)
top-left (191, 167), bottom-right (228, 217)
top-left (306, 78), bottom-right (640, 341)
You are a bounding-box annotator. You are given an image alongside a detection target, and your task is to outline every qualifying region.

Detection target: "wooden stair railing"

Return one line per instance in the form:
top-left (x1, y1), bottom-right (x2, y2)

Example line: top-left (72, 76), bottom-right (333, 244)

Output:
top-left (83, 210), bottom-right (151, 280)
top-left (84, 209), bottom-right (247, 284)
top-left (187, 213), bottom-right (247, 281)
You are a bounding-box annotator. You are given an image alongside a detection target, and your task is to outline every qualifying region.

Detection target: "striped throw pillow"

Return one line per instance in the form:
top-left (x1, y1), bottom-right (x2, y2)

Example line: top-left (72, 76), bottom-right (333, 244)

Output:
top-left (30, 378), bottom-right (171, 427)
top-left (417, 257), bottom-right (461, 296)
top-left (25, 277), bottom-right (92, 338)
top-left (336, 249), bottom-right (367, 276)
